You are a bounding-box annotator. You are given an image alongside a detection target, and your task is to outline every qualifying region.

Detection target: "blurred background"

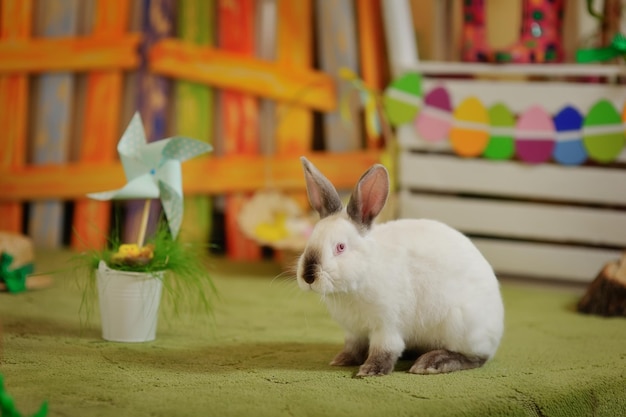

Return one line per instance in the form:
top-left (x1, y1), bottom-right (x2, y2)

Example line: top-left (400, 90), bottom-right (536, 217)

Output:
top-left (0, 0), bottom-right (620, 268)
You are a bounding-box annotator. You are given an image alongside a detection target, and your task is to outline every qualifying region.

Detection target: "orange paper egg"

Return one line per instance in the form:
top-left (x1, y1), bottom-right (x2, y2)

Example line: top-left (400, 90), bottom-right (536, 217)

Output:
top-left (450, 97), bottom-right (490, 157)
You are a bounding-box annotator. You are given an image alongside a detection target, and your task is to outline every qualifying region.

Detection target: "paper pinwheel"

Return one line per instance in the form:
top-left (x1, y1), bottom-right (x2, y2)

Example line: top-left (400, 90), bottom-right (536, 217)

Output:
top-left (88, 112), bottom-right (212, 240)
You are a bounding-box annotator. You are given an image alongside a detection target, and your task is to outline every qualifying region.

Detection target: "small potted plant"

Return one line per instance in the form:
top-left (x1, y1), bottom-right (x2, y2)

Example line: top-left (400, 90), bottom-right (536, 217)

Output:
top-left (77, 112), bottom-right (215, 342)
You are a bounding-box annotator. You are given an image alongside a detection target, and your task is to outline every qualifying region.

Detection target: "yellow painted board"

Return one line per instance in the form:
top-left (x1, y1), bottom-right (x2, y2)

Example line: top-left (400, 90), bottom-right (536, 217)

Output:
top-left (0, 152), bottom-right (382, 201)
top-left (149, 39), bottom-right (336, 112)
top-left (0, 35), bottom-right (141, 73)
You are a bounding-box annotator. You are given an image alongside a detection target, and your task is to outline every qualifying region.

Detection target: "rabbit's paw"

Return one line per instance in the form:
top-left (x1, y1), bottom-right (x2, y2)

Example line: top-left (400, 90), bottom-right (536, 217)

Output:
top-left (330, 346), bottom-right (368, 366)
top-left (355, 351), bottom-right (395, 377)
top-left (409, 349), bottom-right (486, 374)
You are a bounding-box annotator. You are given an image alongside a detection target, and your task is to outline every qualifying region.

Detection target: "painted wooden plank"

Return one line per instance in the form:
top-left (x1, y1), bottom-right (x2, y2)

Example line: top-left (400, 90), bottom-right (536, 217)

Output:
top-left (356, 0), bottom-right (385, 149)
top-left (275, 0), bottom-right (312, 154)
top-left (124, 0), bottom-right (174, 244)
top-left (218, 0), bottom-right (261, 260)
top-left (430, 0), bottom-right (454, 61)
top-left (175, 0), bottom-right (214, 245)
top-left (316, 0), bottom-right (361, 152)
top-left (400, 192), bottom-right (626, 247)
top-left (399, 152), bottom-right (626, 206)
top-left (29, 0), bottom-right (79, 247)
top-left (0, 35), bottom-right (140, 73)
top-left (274, 0), bottom-right (313, 215)
top-left (0, 151), bottom-right (383, 200)
top-left (149, 39), bottom-right (335, 112)
top-left (256, 0), bottom-right (277, 156)
top-left (401, 152), bottom-right (626, 205)
top-left (0, 0), bottom-right (32, 233)
top-left (408, 62), bottom-right (626, 78)
top-left (381, 0), bottom-right (419, 77)
top-left (474, 238), bottom-right (622, 283)
top-left (71, 0), bottom-right (130, 250)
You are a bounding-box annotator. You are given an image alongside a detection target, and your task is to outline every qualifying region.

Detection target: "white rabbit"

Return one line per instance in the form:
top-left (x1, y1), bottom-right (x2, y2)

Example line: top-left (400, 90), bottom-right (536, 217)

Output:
top-left (296, 157), bottom-right (504, 377)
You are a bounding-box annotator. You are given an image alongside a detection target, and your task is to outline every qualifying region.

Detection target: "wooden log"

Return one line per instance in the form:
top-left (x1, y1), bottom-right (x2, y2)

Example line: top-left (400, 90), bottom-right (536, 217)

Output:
top-left (0, 0), bottom-right (32, 233)
top-left (71, 0), bottom-right (130, 250)
top-left (0, 35), bottom-right (140, 73)
top-left (577, 254), bottom-right (626, 317)
top-left (149, 39), bottom-right (336, 112)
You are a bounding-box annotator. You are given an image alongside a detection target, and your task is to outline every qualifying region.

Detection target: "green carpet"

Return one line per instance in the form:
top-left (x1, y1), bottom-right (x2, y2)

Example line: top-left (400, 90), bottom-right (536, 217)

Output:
top-left (1, 250), bottom-right (625, 417)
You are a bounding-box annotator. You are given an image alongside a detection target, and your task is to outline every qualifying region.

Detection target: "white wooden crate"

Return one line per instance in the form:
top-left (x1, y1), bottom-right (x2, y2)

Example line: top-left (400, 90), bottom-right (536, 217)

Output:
top-left (397, 64), bottom-right (626, 283)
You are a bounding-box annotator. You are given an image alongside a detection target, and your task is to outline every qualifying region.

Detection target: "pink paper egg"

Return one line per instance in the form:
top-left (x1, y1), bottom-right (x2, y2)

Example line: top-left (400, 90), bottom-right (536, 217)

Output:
top-left (415, 86), bottom-right (453, 142)
top-left (515, 106), bottom-right (555, 164)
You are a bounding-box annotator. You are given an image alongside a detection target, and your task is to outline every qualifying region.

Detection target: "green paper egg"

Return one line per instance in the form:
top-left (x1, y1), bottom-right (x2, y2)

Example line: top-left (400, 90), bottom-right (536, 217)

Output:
top-left (583, 100), bottom-right (625, 163)
top-left (383, 73), bottom-right (422, 126)
top-left (484, 103), bottom-right (515, 160)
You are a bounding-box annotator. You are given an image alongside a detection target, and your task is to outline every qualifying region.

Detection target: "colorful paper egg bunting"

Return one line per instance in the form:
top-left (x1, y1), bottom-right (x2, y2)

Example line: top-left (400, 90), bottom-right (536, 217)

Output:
top-left (485, 103), bottom-right (516, 160)
top-left (553, 106), bottom-right (586, 166)
top-left (415, 86), bottom-right (453, 142)
top-left (383, 72), bottom-right (423, 127)
top-left (583, 99), bottom-right (625, 163)
top-left (383, 73), bottom-right (626, 166)
top-left (450, 97), bottom-right (490, 157)
top-left (515, 106), bottom-right (555, 164)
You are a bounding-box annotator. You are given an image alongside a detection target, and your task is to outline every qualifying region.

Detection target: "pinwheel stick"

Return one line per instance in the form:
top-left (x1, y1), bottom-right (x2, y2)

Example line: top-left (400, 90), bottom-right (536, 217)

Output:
top-left (137, 199), bottom-right (151, 247)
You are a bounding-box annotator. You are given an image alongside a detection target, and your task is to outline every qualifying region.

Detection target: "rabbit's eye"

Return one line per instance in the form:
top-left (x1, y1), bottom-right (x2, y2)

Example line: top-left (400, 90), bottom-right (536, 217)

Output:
top-left (334, 242), bottom-right (346, 256)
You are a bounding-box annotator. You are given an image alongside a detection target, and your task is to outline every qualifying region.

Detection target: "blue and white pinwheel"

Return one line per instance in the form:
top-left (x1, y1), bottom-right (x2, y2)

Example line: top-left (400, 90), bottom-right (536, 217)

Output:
top-left (88, 112), bottom-right (212, 239)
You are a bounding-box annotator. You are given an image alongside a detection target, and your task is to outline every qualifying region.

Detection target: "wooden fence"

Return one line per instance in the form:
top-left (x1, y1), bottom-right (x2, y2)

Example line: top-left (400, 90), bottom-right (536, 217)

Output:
top-left (0, 0), bottom-right (385, 257)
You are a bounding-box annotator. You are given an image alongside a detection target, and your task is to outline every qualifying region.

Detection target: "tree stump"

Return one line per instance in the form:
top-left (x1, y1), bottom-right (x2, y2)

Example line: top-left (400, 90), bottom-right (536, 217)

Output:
top-left (577, 253), bottom-right (626, 317)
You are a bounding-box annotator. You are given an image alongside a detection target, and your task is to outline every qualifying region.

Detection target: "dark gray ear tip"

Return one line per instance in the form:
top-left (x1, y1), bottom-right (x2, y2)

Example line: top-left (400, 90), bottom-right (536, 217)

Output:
top-left (300, 156), bottom-right (312, 170)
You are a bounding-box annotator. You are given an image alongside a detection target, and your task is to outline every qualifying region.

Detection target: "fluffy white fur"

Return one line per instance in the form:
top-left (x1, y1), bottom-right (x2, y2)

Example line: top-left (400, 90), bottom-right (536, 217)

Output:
top-left (296, 157), bottom-right (504, 374)
top-left (297, 213), bottom-right (504, 362)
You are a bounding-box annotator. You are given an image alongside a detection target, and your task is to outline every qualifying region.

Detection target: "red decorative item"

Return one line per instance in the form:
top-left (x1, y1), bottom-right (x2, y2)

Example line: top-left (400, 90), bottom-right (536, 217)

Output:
top-left (493, 0), bottom-right (565, 63)
top-left (461, 0), bottom-right (491, 62)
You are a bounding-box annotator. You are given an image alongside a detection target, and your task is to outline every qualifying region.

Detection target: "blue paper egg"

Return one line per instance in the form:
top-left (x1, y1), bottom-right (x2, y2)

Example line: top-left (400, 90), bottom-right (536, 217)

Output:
top-left (553, 106), bottom-right (586, 165)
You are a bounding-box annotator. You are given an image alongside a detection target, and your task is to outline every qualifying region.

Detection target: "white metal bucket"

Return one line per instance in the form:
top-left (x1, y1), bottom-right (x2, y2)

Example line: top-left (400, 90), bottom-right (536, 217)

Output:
top-left (96, 260), bottom-right (164, 342)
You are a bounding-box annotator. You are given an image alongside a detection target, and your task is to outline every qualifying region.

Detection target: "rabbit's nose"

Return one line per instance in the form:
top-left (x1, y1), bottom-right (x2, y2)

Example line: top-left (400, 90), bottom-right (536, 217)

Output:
top-left (303, 262), bottom-right (316, 284)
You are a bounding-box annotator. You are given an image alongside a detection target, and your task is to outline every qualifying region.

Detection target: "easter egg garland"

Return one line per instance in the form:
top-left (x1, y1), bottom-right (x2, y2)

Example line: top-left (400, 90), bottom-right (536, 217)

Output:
top-left (382, 73), bottom-right (626, 165)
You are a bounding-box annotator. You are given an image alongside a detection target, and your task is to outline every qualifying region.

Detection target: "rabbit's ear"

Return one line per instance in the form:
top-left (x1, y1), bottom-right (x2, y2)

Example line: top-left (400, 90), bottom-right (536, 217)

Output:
top-left (301, 157), bottom-right (342, 218)
top-left (347, 164), bottom-right (389, 230)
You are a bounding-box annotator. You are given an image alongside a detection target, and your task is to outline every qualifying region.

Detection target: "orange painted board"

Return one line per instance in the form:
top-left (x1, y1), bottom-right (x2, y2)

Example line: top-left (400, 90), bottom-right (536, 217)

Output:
top-left (275, 0), bottom-right (313, 154)
top-left (274, 0), bottom-right (313, 258)
top-left (0, 0), bottom-right (32, 233)
top-left (71, 0), bottom-right (129, 250)
top-left (0, 34), bottom-right (141, 73)
top-left (357, 0), bottom-right (386, 149)
top-left (0, 151), bottom-right (383, 200)
top-left (149, 39), bottom-right (335, 112)
top-left (218, 0), bottom-right (261, 261)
